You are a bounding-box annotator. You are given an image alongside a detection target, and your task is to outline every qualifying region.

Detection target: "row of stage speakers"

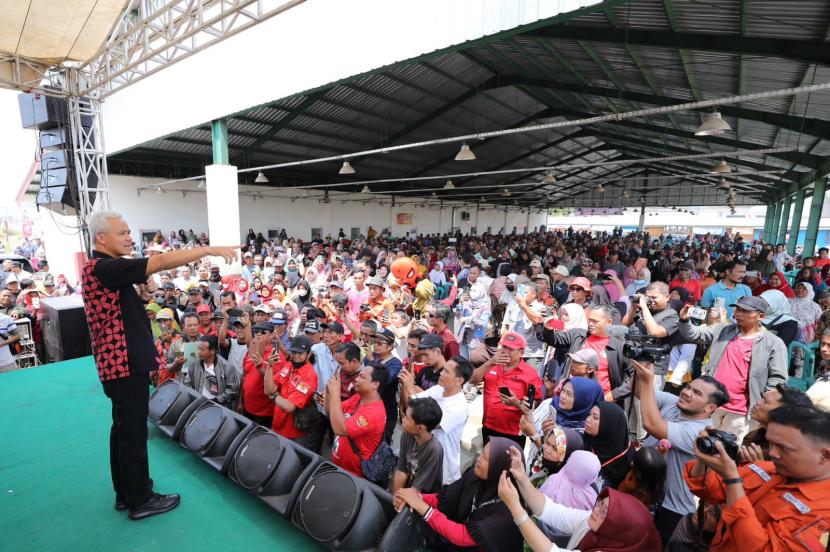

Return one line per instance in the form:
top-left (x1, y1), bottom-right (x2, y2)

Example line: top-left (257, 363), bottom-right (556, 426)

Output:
top-left (148, 380), bottom-right (426, 551)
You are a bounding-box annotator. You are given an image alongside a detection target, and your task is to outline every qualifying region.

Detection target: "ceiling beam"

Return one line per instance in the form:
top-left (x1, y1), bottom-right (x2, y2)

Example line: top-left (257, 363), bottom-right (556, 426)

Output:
top-left (523, 25), bottom-right (830, 65)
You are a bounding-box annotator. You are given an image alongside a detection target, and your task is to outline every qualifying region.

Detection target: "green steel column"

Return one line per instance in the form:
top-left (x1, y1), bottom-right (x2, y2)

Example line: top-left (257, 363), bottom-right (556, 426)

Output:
top-left (776, 196), bottom-right (791, 245)
top-left (787, 189), bottom-right (806, 255)
top-left (211, 119), bottom-right (229, 165)
top-left (803, 176), bottom-right (828, 258)
top-left (762, 204), bottom-right (773, 243)
top-left (769, 201), bottom-right (782, 245)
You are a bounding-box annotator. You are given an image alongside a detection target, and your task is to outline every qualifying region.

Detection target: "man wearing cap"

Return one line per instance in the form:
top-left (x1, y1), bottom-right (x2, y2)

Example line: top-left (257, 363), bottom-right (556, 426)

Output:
top-left (263, 336), bottom-right (318, 442)
top-left (241, 252), bottom-right (257, 281)
top-left (549, 265), bottom-right (571, 306)
top-left (183, 334), bottom-right (239, 408)
top-left (365, 327), bottom-right (403, 443)
top-left (531, 273), bottom-right (556, 309)
top-left (303, 320), bottom-right (322, 345)
top-left (240, 321), bottom-right (279, 428)
top-left (305, 321), bottom-right (345, 452)
top-left (669, 263), bottom-right (702, 302)
top-left (359, 275), bottom-right (393, 324)
top-left (471, 331), bottom-right (542, 447)
top-left (195, 304), bottom-right (217, 336)
top-left (217, 307), bottom-right (248, 388)
top-left (335, 341), bottom-right (363, 401)
top-left (154, 308), bottom-right (183, 385)
top-left (529, 258), bottom-right (544, 278)
top-left (270, 307), bottom-right (291, 351)
top-left (678, 296), bottom-right (787, 441)
top-left (252, 303), bottom-right (271, 325)
top-left (564, 349), bottom-right (599, 382)
top-left (413, 333), bottom-right (446, 392)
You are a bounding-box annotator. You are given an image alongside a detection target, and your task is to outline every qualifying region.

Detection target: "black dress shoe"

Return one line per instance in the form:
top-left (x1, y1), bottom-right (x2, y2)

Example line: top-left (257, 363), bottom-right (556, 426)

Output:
top-left (128, 493), bottom-right (180, 521)
top-left (115, 478), bottom-right (154, 511)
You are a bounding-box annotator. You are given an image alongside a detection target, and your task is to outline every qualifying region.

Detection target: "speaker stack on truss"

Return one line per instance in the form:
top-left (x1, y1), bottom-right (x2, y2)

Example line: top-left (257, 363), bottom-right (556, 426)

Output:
top-left (18, 92), bottom-right (98, 215)
top-left (148, 380), bottom-right (427, 551)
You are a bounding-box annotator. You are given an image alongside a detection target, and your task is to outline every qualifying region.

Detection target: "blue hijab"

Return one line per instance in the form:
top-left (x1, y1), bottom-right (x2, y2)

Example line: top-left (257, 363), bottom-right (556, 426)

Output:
top-left (553, 377), bottom-right (604, 429)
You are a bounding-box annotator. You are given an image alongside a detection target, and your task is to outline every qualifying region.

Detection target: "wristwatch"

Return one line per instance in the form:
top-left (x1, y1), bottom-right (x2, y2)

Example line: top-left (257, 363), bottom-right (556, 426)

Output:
top-left (723, 477), bottom-right (743, 485)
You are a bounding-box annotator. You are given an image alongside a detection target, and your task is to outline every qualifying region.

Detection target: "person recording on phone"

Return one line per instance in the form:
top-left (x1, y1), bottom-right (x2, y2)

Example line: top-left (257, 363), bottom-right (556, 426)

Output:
top-left (700, 260), bottom-right (752, 318)
top-left (470, 331), bottom-right (542, 447)
top-left (502, 279), bottom-right (546, 372)
top-left (81, 211), bottom-right (238, 520)
top-left (677, 295), bottom-right (788, 442)
top-left (683, 406), bottom-right (830, 552)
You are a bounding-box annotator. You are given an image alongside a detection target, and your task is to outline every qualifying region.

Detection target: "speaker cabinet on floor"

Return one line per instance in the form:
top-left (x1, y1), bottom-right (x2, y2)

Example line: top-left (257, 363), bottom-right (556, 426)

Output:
top-left (378, 509), bottom-right (427, 552)
top-left (40, 296), bottom-right (91, 362)
top-left (292, 462), bottom-right (396, 551)
top-left (228, 427), bottom-right (321, 517)
top-left (148, 380), bottom-right (206, 439)
top-left (178, 403), bottom-right (256, 472)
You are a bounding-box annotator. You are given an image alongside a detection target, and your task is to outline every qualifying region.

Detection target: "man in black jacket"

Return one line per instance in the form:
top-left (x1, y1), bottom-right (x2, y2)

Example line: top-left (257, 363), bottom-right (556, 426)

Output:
top-left (542, 304), bottom-right (632, 404)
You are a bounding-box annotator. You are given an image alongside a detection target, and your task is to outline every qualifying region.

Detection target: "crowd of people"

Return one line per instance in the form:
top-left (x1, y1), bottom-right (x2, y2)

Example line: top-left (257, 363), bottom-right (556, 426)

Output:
top-left (9, 224), bottom-right (830, 550)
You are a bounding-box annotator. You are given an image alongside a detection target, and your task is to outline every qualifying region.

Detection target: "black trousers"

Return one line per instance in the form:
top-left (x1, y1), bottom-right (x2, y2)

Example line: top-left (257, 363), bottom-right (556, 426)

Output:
top-left (481, 426), bottom-right (526, 449)
top-left (101, 373), bottom-right (153, 509)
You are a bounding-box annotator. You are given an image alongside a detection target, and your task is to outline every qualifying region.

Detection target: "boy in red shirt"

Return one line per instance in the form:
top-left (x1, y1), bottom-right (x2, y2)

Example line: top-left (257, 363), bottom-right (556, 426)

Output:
top-left (326, 362), bottom-right (387, 478)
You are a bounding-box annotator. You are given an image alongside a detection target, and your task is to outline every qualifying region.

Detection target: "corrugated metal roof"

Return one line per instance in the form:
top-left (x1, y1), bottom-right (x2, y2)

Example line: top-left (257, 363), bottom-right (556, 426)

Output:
top-left (109, 0), bottom-right (830, 207)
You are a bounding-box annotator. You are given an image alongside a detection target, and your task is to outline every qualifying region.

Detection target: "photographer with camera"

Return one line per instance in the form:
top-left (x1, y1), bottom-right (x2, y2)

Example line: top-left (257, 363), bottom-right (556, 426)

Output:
top-left (631, 359), bottom-right (729, 545)
top-left (678, 296), bottom-right (788, 441)
top-left (684, 406), bottom-right (830, 551)
top-left (621, 281), bottom-right (680, 392)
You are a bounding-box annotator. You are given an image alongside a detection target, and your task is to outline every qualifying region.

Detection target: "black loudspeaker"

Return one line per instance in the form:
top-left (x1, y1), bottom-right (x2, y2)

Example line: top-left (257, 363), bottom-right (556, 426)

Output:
top-left (148, 380), bottom-right (206, 439)
top-left (228, 427), bottom-right (321, 517)
top-left (178, 403), bottom-right (256, 472)
top-left (378, 509), bottom-right (427, 552)
top-left (36, 167), bottom-right (97, 214)
top-left (40, 296), bottom-right (91, 362)
top-left (292, 462), bottom-right (395, 551)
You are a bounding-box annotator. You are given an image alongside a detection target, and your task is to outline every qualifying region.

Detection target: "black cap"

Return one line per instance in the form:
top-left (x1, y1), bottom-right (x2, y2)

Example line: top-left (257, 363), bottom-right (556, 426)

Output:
top-left (252, 322), bottom-right (274, 332)
top-left (161, 282), bottom-right (176, 290)
top-left (375, 327), bottom-right (396, 344)
top-left (418, 333), bottom-right (444, 350)
top-left (228, 316), bottom-right (243, 326)
top-left (303, 320), bottom-right (321, 333)
top-left (212, 309), bottom-right (224, 319)
top-left (187, 288), bottom-right (201, 295)
top-left (730, 295), bottom-right (770, 313)
top-left (288, 335), bottom-right (313, 354)
top-left (321, 321), bottom-right (345, 334)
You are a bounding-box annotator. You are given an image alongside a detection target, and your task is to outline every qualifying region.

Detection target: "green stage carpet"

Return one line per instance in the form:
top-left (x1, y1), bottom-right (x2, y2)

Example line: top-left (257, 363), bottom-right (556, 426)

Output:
top-left (0, 357), bottom-right (319, 551)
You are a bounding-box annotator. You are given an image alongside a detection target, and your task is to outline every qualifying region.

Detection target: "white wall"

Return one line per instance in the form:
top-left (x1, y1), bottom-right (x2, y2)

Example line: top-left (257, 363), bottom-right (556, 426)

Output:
top-left (107, 175), bottom-right (547, 241)
top-left (103, 0), bottom-right (601, 153)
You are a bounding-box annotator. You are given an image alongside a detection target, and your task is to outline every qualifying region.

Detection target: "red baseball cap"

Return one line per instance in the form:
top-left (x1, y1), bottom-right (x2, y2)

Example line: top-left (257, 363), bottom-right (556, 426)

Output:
top-left (196, 304), bottom-right (211, 314)
top-left (499, 331), bottom-right (527, 350)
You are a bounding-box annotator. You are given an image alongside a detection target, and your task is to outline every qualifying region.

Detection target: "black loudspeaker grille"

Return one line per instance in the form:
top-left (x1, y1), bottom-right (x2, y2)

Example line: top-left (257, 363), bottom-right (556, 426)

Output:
top-left (147, 380), bottom-right (206, 440)
top-left (39, 296), bottom-right (91, 362)
top-left (180, 404), bottom-right (227, 452)
top-left (296, 466), bottom-right (360, 542)
top-left (233, 431), bottom-right (283, 490)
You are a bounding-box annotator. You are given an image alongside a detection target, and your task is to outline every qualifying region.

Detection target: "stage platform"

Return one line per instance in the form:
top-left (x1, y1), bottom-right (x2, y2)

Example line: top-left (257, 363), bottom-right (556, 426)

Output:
top-left (0, 357), bottom-right (319, 551)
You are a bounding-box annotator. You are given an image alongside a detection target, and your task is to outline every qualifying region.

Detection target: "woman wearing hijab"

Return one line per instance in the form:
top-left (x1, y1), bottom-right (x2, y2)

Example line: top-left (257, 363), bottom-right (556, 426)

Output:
top-left (538, 449), bottom-right (600, 510)
top-left (750, 248), bottom-right (777, 279)
top-left (582, 402), bottom-right (635, 489)
top-left (394, 437), bottom-right (524, 551)
top-left (589, 285), bottom-right (621, 324)
top-left (616, 446), bottom-right (666, 516)
top-left (553, 377), bottom-right (604, 429)
top-left (790, 281), bottom-right (822, 343)
top-left (145, 302), bottom-right (162, 338)
top-left (754, 271), bottom-right (795, 298)
top-left (429, 261), bottom-right (447, 286)
top-left (284, 258), bottom-right (301, 288)
top-left (291, 280), bottom-right (312, 310)
top-left (498, 446), bottom-right (662, 552)
top-left (759, 289), bottom-right (800, 347)
top-left (624, 266), bottom-right (651, 296)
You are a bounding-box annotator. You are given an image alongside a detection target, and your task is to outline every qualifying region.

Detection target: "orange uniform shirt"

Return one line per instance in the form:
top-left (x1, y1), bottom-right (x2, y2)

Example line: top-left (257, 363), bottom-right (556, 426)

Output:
top-left (684, 460), bottom-right (830, 551)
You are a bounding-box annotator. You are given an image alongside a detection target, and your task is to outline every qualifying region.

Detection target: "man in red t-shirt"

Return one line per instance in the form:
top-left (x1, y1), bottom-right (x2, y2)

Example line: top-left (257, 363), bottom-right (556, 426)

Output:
top-left (470, 331), bottom-right (542, 448)
top-left (264, 335), bottom-right (318, 441)
top-left (669, 264), bottom-right (701, 302)
top-left (239, 322), bottom-right (277, 428)
top-left (326, 362), bottom-right (387, 478)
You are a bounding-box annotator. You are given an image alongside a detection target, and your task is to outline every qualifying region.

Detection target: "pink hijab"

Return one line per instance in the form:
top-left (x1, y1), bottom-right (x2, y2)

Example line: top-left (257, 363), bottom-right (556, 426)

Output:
top-left (538, 450), bottom-right (600, 510)
top-left (602, 269), bottom-right (621, 302)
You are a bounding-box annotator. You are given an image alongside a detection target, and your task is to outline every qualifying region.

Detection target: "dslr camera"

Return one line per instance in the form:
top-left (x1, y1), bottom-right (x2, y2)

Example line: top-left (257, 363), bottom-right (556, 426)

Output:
top-left (360, 303), bottom-right (372, 313)
top-left (631, 293), bottom-right (655, 310)
top-left (623, 327), bottom-right (671, 363)
top-left (696, 429), bottom-right (740, 462)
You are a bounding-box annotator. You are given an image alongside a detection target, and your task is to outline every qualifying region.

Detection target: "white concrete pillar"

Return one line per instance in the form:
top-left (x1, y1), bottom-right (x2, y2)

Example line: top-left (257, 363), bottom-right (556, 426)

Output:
top-left (205, 164), bottom-right (241, 248)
